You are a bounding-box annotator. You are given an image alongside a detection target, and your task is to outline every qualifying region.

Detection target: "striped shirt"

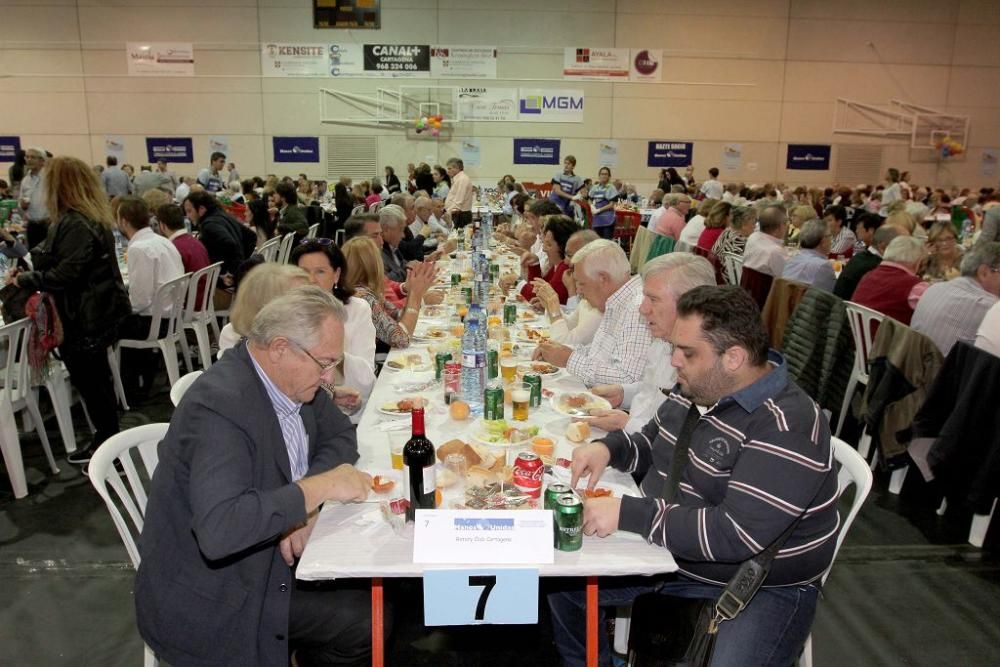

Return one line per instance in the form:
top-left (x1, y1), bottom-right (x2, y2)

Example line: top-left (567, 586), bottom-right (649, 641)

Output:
top-left (566, 276), bottom-right (653, 386)
top-left (911, 276), bottom-right (998, 356)
top-left (606, 351), bottom-right (840, 586)
top-left (248, 343), bottom-right (310, 480)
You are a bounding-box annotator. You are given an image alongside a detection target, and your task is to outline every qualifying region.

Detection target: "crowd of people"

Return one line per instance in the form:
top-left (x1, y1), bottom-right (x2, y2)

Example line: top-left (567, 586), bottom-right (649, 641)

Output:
top-left (3, 145), bottom-right (1000, 665)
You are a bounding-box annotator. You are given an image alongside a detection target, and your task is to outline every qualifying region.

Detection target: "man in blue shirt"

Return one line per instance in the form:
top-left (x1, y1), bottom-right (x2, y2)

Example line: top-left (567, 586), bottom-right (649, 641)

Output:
top-left (782, 219), bottom-right (836, 292)
top-left (549, 155), bottom-right (583, 216)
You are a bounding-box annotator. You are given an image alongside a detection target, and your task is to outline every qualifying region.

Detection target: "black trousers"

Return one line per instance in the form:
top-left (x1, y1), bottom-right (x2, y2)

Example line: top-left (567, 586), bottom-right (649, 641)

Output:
top-left (289, 579), bottom-right (388, 666)
top-left (452, 210), bottom-right (472, 229)
top-left (60, 342), bottom-right (119, 449)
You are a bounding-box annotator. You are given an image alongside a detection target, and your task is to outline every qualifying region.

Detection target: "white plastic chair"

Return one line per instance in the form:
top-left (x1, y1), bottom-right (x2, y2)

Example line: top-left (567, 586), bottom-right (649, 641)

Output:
top-left (169, 370), bottom-right (202, 407)
top-left (110, 273), bottom-right (192, 404)
top-left (836, 302), bottom-right (885, 445)
top-left (721, 252), bottom-right (744, 286)
top-left (89, 422), bottom-right (168, 667)
top-left (38, 361), bottom-right (94, 454)
top-left (350, 204), bottom-right (366, 216)
top-left (369, 201), bottom-right (385, 214)
top-left (181, 262), bottom-right (223, 370)
top-left (335, 228), bottom-right (345, 246)
top-left (798, 436), bottom-right (874, 667)
top-left (275, 232), bottom-right (296, 265)
top-left (307, 222), bottom-right (320, 239)
top-left (257, 236), bottom-right (281, 262)
top-left (0, 318), bottom-right (61, 498)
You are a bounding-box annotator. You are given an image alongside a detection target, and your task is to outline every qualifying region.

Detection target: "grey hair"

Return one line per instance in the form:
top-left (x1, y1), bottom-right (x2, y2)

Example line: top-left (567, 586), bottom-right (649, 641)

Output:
top-left (248, 285), bottom-right (345, 350)
top-left (414, 196), bottom-right (432, 210)
top-left (960, 241), bottom-right (1000, 278)
top-left (882, 236), bottom-right (926, 264)
top-left (390, 192), bottom-right (413, 208)
top-left (27, 146), bottom-right (48, 159)
top-left (379, 204), bottom-right (406, 227)
top-left (872, 224), bottom-right (903, 250)
top-left (798, 219), bottom-right (828, 250)
top-left (641, 253), bottom-right (717, 298)
top-left (571, 238), bottom-right (630, 283)
top-left (664, 193), bottom-right (682, 207)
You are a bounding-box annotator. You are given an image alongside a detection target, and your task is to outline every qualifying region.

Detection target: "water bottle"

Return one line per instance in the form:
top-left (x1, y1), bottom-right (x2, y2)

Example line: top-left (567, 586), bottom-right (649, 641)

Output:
top-left (460, 319), bottom-right (485, 414)
top-left (961, 219), bottom-right (974, 248)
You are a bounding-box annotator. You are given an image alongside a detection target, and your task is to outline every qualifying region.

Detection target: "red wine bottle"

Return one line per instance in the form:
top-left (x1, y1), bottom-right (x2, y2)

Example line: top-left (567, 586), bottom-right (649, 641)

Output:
top-left (403, 407), bottom-right (436, 522)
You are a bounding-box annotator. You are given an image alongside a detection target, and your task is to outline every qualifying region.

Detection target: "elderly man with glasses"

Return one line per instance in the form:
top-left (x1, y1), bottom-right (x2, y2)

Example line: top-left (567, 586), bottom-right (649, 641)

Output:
top-left (135, 286), bottom-right (379, 667)
top-left (653, 192), bottom-right (692, 241)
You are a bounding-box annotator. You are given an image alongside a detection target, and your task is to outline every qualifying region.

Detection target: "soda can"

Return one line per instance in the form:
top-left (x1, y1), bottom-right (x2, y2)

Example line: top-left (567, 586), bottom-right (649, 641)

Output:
top-left (462, 286), bottom-right (473, 305)
top-left (483, 382), bottom-right (504, 421)
top-left (556, 495), bottom-right (584, 552)
top-left (435, 351), bottom-right (452, 381)
top-left (451, 273), bottom-right (461, 286)
top-left (523, 373), bottom-right (542, 408)
top-left (545, 483), bottom-right (572, 511)
top-left (487, 347), bottom-right (499, 380)
top-left (512, 452), bottom-right (543, 499)
top-left (503, 303), bottom-right (517, 326)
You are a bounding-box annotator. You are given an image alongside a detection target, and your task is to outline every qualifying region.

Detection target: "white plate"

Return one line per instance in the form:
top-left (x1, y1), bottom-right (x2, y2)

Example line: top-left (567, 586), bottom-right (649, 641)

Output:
top-left (549, 391), bottom-right (613, 418)
top-left (515, 328), bottom-right (551, 343)
top-left (377, 397), bottom-right (430, 417)
top-left (543, 416), bottom-right (608, 441)
top-left (517, 361), bottom-right (563, 379)
top-left (469, 420), bottom-right (541, 448)
top-left (383, 358), bottom-right (433, 373)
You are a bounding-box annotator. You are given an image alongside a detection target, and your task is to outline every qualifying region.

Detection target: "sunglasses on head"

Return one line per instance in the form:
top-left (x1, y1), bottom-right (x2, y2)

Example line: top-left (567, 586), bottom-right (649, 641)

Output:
top-left (299, 237), bottom-right (334, 246)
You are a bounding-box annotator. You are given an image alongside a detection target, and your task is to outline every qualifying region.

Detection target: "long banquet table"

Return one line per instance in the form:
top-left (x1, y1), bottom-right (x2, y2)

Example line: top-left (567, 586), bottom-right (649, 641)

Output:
top-left (297, 250), bottom-right (676, 667)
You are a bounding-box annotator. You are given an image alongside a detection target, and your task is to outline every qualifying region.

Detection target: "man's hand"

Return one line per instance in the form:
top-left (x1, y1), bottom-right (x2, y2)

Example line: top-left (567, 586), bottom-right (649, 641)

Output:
top-left (570, 442), bottom-right (611, 490)
top-left (537, 340), bottom-right (572, 368)
top-left (590, 384), bottom-right (624, 409)
top-left (323, 464), bottom-right (372, 504)
top-left (585, 409), bottom-right (629, 432)
top-left (583, 497), bottom-right (622, 538)
top-left (331, 386), bottom-right (362, 413)
top-left (279, 511), bottom-right (318, 566)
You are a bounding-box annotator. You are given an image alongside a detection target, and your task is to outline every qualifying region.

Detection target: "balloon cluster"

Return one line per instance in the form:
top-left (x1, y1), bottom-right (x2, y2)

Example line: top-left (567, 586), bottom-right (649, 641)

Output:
top-left (935, 135), bottom-right (965, 159)
top-left (415, 114), bottom-right (444, 137)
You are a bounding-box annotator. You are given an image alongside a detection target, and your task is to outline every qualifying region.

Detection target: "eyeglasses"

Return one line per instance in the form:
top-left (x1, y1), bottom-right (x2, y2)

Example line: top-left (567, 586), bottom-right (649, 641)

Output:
top-left (288, 338), bottom-right (340, 374)
top-left (299, 237), bottom-right (334, 246)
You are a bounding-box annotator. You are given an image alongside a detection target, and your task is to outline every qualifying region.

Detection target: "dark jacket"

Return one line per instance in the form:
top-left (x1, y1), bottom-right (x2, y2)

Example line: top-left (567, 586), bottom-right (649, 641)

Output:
top-left (860, 318), bottom-right (943, 466)
top-left (780, 287), bottom-right (855, 414)
top-left (135, 343), bottom-right (359, 667)
top-left (414, 171), bottom-right (435, 197)
top-left (196, 209), bottom-right (255, 277)
top-left (833, 248), bottom-right (881, 300)
top-left (398, 226), bottom-right (427, 262)
top-left (18, 210), bottom-right (130, 350)
top-left (277, 204), bottom-right (309, 239)
top-left (913, 342), bottom-right (1000, 513)
top-left (381, 242), bottom-right (408, 282)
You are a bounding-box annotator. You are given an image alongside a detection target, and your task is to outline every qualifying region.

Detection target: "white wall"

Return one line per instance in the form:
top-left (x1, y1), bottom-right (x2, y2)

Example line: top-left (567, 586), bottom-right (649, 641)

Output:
top-left (2, 0), bottom-right (999, 190)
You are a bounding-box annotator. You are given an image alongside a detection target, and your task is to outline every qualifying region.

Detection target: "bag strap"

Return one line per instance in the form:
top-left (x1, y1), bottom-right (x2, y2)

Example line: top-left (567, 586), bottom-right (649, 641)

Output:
top-left (660, 401), bottom-right (833, 629)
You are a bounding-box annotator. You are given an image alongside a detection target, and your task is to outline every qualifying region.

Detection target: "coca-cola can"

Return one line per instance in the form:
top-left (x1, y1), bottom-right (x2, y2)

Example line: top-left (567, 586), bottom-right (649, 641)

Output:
top-left (513, 452), bottom-right (543, 499)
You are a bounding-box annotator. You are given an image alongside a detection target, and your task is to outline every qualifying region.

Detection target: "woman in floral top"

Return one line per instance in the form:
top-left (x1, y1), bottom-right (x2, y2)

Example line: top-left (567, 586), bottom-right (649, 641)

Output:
top-left (342, 236), bottom-right (435, 348)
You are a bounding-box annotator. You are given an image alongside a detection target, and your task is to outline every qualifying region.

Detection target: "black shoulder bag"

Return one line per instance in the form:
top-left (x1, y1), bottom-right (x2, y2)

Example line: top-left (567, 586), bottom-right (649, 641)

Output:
top-left (627, 405), bottom-right (828, 667)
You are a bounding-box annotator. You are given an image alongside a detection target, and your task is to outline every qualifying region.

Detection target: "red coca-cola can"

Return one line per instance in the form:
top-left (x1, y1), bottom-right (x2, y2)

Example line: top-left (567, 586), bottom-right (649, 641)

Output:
top-left (513, 452), bottom-right (543, 498)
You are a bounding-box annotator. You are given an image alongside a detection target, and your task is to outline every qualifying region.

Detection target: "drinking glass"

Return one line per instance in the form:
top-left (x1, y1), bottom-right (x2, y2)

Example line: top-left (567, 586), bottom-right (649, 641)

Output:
top-left (512, 383), bottom-right (531, 421)
top-left (500, 357), bottom-right (518, 383)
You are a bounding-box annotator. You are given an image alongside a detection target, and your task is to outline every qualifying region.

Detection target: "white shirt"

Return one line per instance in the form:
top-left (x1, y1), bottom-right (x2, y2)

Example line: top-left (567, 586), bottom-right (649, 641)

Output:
top-left (344, 296), bottom-right (377, 372)
top-left (879, 183), bottom-right (902, 216)
top-left (175, 182), bottom-right (190, 202)
top-left (623, 339), bottom-right (677, 433)
top-left (700, 179), bottom-right (724, 200)
top-left (975, 301), bottom-right (1000, 357)
top-left (531, 234), bottom-right (550, 274)
top-left (647, 205), bottom-right (668, 234)
top-left (743, 231), bottom-right (788, 277)
top-left (549, 299), bottom-right (602, 347)
top-left (126, 226), bottom-right (185, 316)
top-left (677, 215), bottom-right (706, 251)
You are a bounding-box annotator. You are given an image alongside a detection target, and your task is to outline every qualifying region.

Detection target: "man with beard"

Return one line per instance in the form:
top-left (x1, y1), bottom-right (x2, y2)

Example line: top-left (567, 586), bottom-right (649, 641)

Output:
top-left (549, 285), bottom-right (839, 667)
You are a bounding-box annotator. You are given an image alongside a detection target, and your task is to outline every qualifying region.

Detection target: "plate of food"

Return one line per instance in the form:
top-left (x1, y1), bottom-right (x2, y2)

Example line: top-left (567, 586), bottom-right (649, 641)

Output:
top-left (384, 353), bottom-right (433, 372)
top-left (470, 419), bottom-right (541, 447)
top-left (519, 310), bottom-right (540, 322)
top-left (550, 391), bottom-right (613, 418)
top-left (515, 327), bottom-right (551, 343)
top-left (378, 396), bottom-right (429, 417)
top-left (412, 326), bottom-right (449, 342)
top-left (363, 470), bottom-right (402, 501)
top-left (421, 305), bottom-right (449, 319)
top-left (517, 361), bottom-right (562, 378)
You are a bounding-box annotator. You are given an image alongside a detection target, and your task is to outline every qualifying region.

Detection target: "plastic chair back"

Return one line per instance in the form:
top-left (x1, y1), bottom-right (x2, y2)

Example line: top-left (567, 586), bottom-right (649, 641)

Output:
top-left (257, 236), bottom-right (281, 262)
top-left (142, 273), bottom-right (191, 341)
top-left (335, 228), bottom-right (346, 246)
top-left (183, 262), bottom-right (222, 321)
top-left (645, 234), bottom-right (675, 263)
top-left (351, 204), bottom-right (366, 216)
top-left (739, 266), bottom-right (774, 310)
top-left (276, 232), bottom-right (296, 265)
top-left (170, 370), bottom-right (203, 407)
top-left (0, 318), bottom-right (31, 405)
top-left (843, 301), bottom-right (885, 383)
top-left (307, 223), bottom-right (319, 239)
top-left (825, 437), bottom-right (874, 583)
top-left (88, 423), bottom-right (169, 568)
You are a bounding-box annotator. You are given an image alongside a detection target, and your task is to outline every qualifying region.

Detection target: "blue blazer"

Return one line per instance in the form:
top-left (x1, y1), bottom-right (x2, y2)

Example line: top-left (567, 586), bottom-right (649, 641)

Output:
top-left (135, 342), bottom-right (358, 666)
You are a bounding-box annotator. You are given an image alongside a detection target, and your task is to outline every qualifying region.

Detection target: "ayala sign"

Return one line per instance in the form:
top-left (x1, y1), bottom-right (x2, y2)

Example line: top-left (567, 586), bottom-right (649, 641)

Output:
top-left (518, 89), bottom-right (585, 123)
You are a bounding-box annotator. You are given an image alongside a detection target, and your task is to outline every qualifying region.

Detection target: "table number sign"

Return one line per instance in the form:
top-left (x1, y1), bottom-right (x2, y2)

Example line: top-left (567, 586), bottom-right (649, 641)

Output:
top-left (413, 510), bottom-right (553, 565)
top-left (423, 568), bottom-right (539, 625)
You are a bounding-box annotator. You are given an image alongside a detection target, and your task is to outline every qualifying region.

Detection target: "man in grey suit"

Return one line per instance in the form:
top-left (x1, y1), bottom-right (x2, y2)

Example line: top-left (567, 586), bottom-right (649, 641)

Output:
top-left (135, 286), bottom-right (377, 666)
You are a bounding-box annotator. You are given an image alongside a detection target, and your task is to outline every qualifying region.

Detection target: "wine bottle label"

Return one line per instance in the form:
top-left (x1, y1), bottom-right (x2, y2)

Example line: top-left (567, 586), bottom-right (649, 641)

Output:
top-left (424, 464), bottom-right (436, 500)
top-left (403, 464), bottom-right (411, 503)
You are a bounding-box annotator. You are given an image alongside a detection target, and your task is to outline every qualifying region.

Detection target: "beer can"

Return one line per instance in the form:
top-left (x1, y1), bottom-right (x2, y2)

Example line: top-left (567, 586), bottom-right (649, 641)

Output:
top-left (545, 483), bottom-right (572, 511)
top-left (523, 373), bottom-right (542, 408)
top-left (483, 382), bottom-right (504, 421)
top-left (487, 347), bottom-right (499, 380)
top-left (490, 263), bottom-right (500, 282)
top-left (451, 273), bottom-right (461, 286)
top-left (503, 303), bottom-right (517, 326)
top-left (435, 351), bottom-right (452, 381)
top-left (512, 452), bottom-right (543, 499)
top-left (462, 286), bottom-right (473, 305)
top-left (556, 495), bottom-right (584, 552)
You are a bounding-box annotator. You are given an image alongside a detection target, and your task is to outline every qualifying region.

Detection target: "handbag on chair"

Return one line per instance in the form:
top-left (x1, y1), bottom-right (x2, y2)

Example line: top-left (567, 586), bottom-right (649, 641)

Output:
top-left (626, 406), bottom-right (828, 667)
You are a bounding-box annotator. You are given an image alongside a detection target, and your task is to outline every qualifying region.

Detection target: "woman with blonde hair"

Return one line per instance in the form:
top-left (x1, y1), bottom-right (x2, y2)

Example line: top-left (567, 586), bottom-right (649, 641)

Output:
top-left (922, 222), bottom-right (963, 281)
top-left (696, 201), bottom-right (732, 253)
top-left (9, 155), bottom-right (131, 465)
top-left (341, 237), bottom-right (434, 348)
top-left (786, 203), bottom-right (816, 245)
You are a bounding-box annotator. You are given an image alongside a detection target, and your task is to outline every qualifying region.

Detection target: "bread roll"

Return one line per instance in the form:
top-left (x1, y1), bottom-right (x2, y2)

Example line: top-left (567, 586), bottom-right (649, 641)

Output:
top-left (566, 421), bottom-right (591, 443)
top-left (436, 439), bottom-right (484, 467)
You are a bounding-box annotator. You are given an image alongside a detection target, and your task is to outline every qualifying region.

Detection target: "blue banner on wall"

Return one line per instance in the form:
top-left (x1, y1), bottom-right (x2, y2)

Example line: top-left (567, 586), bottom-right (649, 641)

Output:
top-left (647, 141), bottom-right (693, 168)
top-left (513, 138), bottom-right (560, 165)
top-left (145, 137), bottom-right (193, 163)
top-left (273, 136), bottom-right (320, 163)
top-left (786, 144), bottom-right (831, 170)
top-left (0, 136), bottom-right (21, 161)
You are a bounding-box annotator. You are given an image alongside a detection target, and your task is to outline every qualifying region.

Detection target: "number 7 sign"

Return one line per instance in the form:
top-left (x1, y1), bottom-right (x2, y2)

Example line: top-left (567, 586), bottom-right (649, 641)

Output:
top-left (423, 569), bottom-right (539, 626)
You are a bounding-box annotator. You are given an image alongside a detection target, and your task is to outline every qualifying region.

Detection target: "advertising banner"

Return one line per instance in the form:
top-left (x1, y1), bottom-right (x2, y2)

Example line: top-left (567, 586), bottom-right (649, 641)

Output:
top-left (146, 137), bottom-right (193, 163)
top-left (261, 43), bottom-right (329, 77)
top-left (723, 143), bottom-right (743, 171)
top-left (431, 46), bottom-right (497, 79)
top-left (518, 89), bottom-right (584, 123)
top-left (126, 43), bottom-right (194, 76)
top-left (457, 87), bottom-right (518, 122)
top-left (630, 49), bottom-right (662, 82)
top-left (513, 138), bottom-right (561, 166)
top-left (786, 144), bottom-right (831, 170)
top-left (105, 136), bottom-right (126, 161)
top-left (0, 136), bottom-right (21, 161)
top-left (208, 136), bottom-right (229, 156)
top-left (598, 140), bottom-right (619, 168)
top-left (647, 141), bottom-right (693, 168)
top-left (273, 136), bottom-right (320, 163)
top-left (460, 139), bottom-right (482, 167)
top-left (982, 148), bottom-right (998, 178)
top-left (328, 43), bottom-right (365, 77)
top-left (563, 48), bottom-right (630, 80)
top-left (362, 44), bottom-right (430, 77)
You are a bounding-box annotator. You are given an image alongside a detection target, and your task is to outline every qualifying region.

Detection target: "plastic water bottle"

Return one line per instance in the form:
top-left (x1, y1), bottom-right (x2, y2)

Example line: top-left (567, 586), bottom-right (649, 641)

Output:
top-left (960, 219), bottom-right (974, 248)
top-left (460, 319), bottom-right (485, 414)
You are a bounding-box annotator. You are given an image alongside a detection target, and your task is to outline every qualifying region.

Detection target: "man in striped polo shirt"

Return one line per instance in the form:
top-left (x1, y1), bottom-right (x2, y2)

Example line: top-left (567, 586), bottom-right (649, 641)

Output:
top-left (550, 286), bottom-right (840, 667)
